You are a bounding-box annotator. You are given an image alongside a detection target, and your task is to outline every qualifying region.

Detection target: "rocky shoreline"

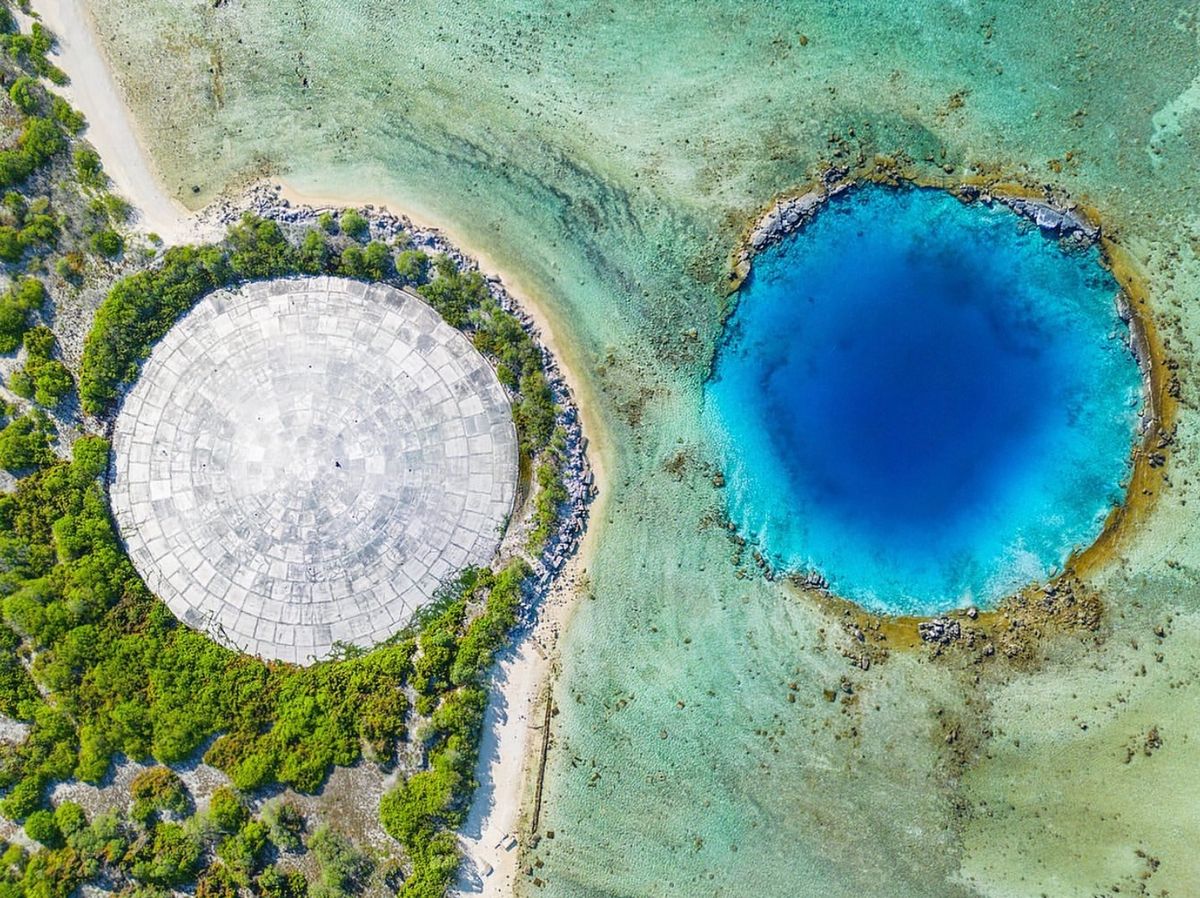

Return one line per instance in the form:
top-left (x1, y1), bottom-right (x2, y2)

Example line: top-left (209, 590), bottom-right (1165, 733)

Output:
top-left (736, 168), bottom-right (1103, 282)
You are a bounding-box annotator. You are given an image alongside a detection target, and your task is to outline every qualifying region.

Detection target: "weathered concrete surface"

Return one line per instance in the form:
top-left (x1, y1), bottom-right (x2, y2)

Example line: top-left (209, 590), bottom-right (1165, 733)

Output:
top-left (109, 276), bottom-right (518, 663)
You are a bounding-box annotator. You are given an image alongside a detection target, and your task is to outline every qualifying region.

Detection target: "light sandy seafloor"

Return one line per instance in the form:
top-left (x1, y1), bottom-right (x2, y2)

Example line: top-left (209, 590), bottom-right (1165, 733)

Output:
top-left (40, 1), bottom-right (1200, 896)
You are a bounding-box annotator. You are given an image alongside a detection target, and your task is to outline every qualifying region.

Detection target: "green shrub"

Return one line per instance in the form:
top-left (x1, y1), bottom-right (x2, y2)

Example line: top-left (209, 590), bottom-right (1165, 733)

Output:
top-left (10, 331), bottom-right (72, 407)
top-left (226, 214), bottom-right (295, 278)
top-left (130, 822), bottom-right (200, 886)
top-left (417, 255), bottom-right (489, 328)
top-left (22, 808), bottom-right (61, 847)
top-left (339, 241), bottom-right (391, 279)
top-left (0, 624), bottom-right (37, 716)
top-left (0, 117), bottom-right (64, 189)
top-left (336, 244), bottom-right (363, 278)
top-left (205, 786), bottom-right (247, 834)
top-left (255, 865), bottom-right (309, 898)
top-left (54, 251), bottom-right (85, 282)
top-left (449, 561), bottom-right (527, 685)
top-left (10, 278), bottom-right (45, 311)
top-left (7, 77), bottom-right (37, 115)
top-left (338, 209), bottom-right (368, 241)
top-left (526, 438), bottom-right (567, 554)
top-left (0, 226), bottom-right (22, 263)
top-left (361, 240), bottom-right (391, 280)
top-left (87, 194), bottom-right (130, 226)
top-left (216, 819), bottom-right (268, 884)
top-left (65, 811), bottom-right (127, 865)
top-left (379, 769), bottom-right (454, 849)
top-left (19, 211), bottom-right (56, 249)
top-left (50, 97), bottom-right (84, 134)
top-left (6, 367), bottom-right (32, 400)
top-left (261, 799), bottom-right (305, 851)
top-left (89, 228), bottom-right (123, 258)
top-left (0, 279), bottom-right (45, 353)
top-left (52, 801), bottom-right (86, 838)
top-left (0, 410), bottom-right (54, 471)
top-left (307, 826), bottom-right (371, 895)
top-left (0, 774), bottom-right (45, 820)
top-left (514, 371), bottom-right (556, 454)
top-left (129, 767), bottom-right (189, 824)
top-left (297, 228), bottom-right (329, 273)
top-left (395, 831), bottom-right (459, 898)
top-left (394, 249), bottom-right (430, 285)
top-left (73, 148), bottom-right (106, 190)
top-left (23, 326), bottom-right (53, 359)
top-left (28, 360), bottom-right (71, 407)
top-left (195, 864), bottom-right (240, 898)
top-left (0, 302), bottom-right (26, 352)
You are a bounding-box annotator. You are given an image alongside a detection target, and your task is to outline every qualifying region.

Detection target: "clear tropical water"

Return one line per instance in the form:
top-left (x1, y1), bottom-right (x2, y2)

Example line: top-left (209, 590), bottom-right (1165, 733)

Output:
top-left (706, 186), bottom-right (1142, 613)
top-left (74, 1), bottom-right (1200, 895)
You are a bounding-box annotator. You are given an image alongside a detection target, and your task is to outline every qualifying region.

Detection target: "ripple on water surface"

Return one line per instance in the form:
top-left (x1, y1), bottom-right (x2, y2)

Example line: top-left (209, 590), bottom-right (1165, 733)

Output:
top-left (705, 185), bottom-right (1143, 614)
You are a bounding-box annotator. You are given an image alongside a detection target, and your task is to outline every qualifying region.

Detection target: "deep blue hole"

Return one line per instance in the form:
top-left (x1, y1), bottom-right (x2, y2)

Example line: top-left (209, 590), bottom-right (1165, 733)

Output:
top-left (705, 185), bottom-right (1142, 613)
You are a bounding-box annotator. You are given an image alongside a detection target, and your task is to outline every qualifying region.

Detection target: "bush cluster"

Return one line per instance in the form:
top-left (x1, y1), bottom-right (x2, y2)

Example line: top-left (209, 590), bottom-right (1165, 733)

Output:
top-left (0, 115), bottom-right (64, 191)
top-left (527, 427), bottom-right (569, 553)
top-left (0, 438), bottom-right (413, 804)
top-left (129, 767), bottom-right (190, 825)
top-left (47, 201), bottom-right (563, 896)
top-left (0, 14), bottom-right (580, 895)
top-left (0, 406), bottom-right (54, 471)
top-left (80, 216), bottom-right (405, 414)
top-left (0, 434), bottom-right (536, 894)
top-left (9, 325), bottom-right (73, 407)
top-left (0, 191), bottom-right (59, 265)
top-left (0, 20), bottom-right (68, 85)
top-left (78, 243), bottom-right (228, 413)
top-left (3, 785), bottom-right (295, 894)
top-left (0, 276), bottom-right (46, 353)
top-left (80, 216), bottom-right (561, 459)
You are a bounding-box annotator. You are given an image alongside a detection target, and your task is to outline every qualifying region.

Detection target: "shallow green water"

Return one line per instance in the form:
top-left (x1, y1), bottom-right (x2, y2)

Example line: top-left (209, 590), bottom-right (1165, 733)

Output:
top-left (78, 1), bottom-right (1200, 895)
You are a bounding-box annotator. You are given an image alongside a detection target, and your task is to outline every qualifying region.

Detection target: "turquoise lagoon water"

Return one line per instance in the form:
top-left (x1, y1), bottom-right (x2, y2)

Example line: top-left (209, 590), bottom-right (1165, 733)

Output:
top-left (77, 0), bottom-right (1200, 893)
top-left (706, 186), bottom-right (1142, 613)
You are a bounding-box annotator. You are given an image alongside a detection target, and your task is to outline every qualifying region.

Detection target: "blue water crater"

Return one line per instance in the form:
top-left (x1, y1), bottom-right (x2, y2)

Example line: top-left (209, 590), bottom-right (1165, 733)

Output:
top-left (704, 185), bottom-right (1143, 614)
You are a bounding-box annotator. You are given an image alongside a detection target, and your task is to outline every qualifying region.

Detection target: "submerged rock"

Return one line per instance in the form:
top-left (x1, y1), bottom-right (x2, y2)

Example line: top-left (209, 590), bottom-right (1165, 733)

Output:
top-left (998, 196), bottom-right (1100, 242)
top-left (918, 618), bottom-right (962, 645)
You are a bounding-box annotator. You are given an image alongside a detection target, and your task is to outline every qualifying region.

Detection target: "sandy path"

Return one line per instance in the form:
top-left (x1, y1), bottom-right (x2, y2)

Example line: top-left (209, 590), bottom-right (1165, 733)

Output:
top-left (32, 0), bottom-right (216, 244)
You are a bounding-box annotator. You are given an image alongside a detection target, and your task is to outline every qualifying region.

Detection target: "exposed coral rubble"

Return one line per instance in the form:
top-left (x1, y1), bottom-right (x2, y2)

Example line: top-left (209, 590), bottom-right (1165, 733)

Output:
top-left (736, 168), bottom-right (1103, 285)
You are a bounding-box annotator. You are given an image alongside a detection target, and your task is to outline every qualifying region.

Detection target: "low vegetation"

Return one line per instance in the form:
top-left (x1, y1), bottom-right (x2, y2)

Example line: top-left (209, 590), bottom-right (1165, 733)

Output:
top-left (0, 434), bottom-right (535, 892)
top-left (8, 325), bottom-right (73, 408)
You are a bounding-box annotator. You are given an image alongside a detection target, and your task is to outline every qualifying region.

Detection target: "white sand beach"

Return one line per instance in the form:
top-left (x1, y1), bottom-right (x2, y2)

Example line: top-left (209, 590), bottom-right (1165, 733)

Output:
top-left (33, 0), bottom-right (216, 244)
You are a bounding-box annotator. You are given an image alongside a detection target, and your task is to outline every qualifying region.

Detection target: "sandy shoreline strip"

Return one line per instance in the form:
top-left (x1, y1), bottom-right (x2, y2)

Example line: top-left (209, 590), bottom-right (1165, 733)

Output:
top-left (30, 4), bottom-right (611, 893)
top-left (33, 0), bottom-right (216, 244)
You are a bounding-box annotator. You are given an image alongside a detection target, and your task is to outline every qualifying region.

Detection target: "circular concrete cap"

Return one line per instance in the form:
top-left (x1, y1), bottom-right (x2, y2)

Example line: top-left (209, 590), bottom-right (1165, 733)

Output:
top-left (109, 277), bottom-right (518, 664)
